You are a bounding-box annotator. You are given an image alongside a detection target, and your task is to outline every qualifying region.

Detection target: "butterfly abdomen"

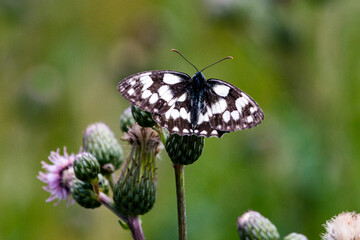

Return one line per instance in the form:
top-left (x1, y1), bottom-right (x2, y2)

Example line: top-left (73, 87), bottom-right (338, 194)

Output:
top-left (189, 72), bottom-right (207, 127)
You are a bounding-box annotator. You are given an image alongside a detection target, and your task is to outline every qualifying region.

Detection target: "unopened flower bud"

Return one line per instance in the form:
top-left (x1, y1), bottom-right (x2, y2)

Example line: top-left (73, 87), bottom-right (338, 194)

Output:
top-left (83, 122), bottom-right (124, 172)
top-left (71, 179), bottom-right (101, 209)
top-left (114, 124), bottom-right (160, 216)
top-left (284, 233), bottom-right (308, 240)
top-left (120, 107), bottom-right (135, 133)
top-left (165, 134), bottom-right (204, 165)
top-left (73, 152), bottom-right (100, 183)
top-left (131, 105), bottom-right (156, 128)
top-left (237, 211), bottom-right (280, 240)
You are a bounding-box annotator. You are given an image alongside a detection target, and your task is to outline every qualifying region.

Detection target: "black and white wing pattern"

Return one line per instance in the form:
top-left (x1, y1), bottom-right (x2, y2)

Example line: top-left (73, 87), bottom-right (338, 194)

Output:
top-left (152, 94), bottom-right (229, 138)
top-left (205, 78), bottom-right (264, 132)
top-left (118, 71), bottom-right (190, 115)
top-left (118, 71), bottom-right (264, 138)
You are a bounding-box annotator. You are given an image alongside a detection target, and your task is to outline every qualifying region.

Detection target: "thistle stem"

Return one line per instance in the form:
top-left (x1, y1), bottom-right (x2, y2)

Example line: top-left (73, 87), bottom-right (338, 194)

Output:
top-left (153, 125), bottom-right (166, 145)
top-left (105, 174), bottom-right (116, 191)
top-left (174, 164), bottom-right (187, 240)
top-left (128, 216), bottom-right (145, 240)
top-left (98, 192), bottom-right (128, 224)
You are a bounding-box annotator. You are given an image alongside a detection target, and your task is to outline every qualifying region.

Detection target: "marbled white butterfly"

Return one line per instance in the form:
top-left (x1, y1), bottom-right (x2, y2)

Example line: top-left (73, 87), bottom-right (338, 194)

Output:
top-left (118, 49), bottom-right (264, 138)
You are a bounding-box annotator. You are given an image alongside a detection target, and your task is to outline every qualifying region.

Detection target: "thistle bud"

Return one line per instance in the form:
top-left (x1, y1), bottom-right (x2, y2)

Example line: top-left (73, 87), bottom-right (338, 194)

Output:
top-left (284, 233), bottom-right (308, 240)
top-left (120, 107), bottom-right (135, 133)
top-left (165, 134), bottom-right (204, 165)
top-left (113, 124), bottom-right (161, 216)
top-left (73, 152), bottom-right (100, 183)
top-left (131, 105), bottom-right (156, 128)
top-left (237, 211), bottom-right (280, 240)
top-left (71, 179), bottom-right (101, 209)
top-left (83, 122), bottom-right (124, 172)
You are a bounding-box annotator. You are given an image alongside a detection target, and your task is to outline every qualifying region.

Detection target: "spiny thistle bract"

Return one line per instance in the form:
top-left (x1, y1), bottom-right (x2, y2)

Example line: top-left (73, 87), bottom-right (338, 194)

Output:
top-left (71, 179), bottom-right (101, 209)
top-left (73, 152), bottom-right (100, 183)
top-left (237, 210), bottom-right (280, 240)
top-left (71, 174), bottom-right (109, 209)
top-left (131, 105), bottom-right (156, 128)
top-left (120, 107), bottom-right (135, 133)
top-left (165, 134), bottom-right (204, 165)
top-left (113, 124), bottom-right (161, 216)
top-left (284, 233), bottom-right (308, 240)
top-left (83, 122), bottom-right (124, 173)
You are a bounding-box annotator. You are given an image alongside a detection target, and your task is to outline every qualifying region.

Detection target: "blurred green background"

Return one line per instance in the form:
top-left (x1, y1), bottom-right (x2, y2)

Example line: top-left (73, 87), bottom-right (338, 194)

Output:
top-left (1, 0), bottom-right (360, 239)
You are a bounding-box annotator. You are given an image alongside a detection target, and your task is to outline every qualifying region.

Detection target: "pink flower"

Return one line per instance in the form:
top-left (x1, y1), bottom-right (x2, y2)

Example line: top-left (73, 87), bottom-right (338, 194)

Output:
top-left (38, 147), bottom-right (76, 206)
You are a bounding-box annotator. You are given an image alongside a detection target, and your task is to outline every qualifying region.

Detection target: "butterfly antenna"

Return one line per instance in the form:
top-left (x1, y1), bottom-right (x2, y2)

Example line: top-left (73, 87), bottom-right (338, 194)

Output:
top-left (171, 49), bottom-right (199, 72)
top-left (200, 56), bottom-right (233, 72)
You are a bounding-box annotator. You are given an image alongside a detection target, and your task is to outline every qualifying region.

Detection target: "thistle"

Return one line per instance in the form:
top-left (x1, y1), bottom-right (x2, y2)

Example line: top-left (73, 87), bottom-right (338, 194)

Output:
top-left (120, 107), bottom-right (136, 133)
top-left (284, 233), bottom-right (308, 240)
top-left (73, 152), bottom-right (100, 183)
top-left (322, 212), bottom-right (360, 240)
top-left (83, 122), bottom-right (124, 173)
top-left (113, 124), bottom-right (161, 216)
top-left (131, 105), bottom-right (156, 128)
top-left (38, 147), bottom-right (76, 206)
top-left (165, 134), bottom-right (204, 165)
top-left (237, 210), bottom-right (280, 240)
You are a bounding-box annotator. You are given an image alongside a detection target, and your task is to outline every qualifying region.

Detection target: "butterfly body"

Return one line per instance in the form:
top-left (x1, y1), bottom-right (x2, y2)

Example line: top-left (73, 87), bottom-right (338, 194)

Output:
top-left (118, 69), bottom-right (264, 138)
top-left (188, 71), bottom-right (207, 127)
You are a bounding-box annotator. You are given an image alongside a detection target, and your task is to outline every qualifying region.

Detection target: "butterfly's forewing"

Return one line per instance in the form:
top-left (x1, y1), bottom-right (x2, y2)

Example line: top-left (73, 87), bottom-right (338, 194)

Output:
top-left (205, 79), bottom-right (264, 132)
top-left (118, 71), bottom-right (191, 114)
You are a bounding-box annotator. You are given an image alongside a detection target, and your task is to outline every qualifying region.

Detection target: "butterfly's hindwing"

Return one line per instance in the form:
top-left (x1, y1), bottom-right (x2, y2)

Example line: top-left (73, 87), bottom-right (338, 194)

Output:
top-left (153, 102), bottom-right (228, 138)
top-left (118, 71), bottom-right (191, 114)
top-left (205, 79), bottom-right (264, 132)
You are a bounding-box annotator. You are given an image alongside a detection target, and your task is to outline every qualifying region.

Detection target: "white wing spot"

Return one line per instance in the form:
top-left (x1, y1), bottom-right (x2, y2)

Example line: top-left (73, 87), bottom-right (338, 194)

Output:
top-left (211, 130), bottom-right (218, 135)
top-left (247, 116), bottom-right (253, 123)
top-left (171, 109), bottom-right (180, 119)
top-left (250, 107), bottom-right (257, 113)
top-left (158, 85), bottom-right (173, 102)
top-left (173, 127), bottom-right (179, 132)
top-left (223, 111), bottom-right (230, 123)
top-left (183, 129), bottom-right (189, 134)
top-left (194, 130), bottom-right (199, 133)
top-left (200, 130), bottom-right (207, 135)
top-left (129, 80), bottom-right (136, 86)
top-left (149, 93), bottom-right (159, 104)
top-left (127, 89), bottom-right (135, 96)
top-left (211, 98), bottom-right (227, 114)
top-left (140, 75), bottom-right (153, 90)
top-left (163, 74), bottom-right (182, 85)
top-left (141, 90), bottom-right (152, 99)
top-left (231, 111), bottom-right (240, 121)
top-left (180, 108), bottom-right (188, 119)
top-left (235, 98), bottom-right (244, 113)
top-left (178, 93), bottom-right (187, 102)
top-left (213, 84), bottom-right (230, 97)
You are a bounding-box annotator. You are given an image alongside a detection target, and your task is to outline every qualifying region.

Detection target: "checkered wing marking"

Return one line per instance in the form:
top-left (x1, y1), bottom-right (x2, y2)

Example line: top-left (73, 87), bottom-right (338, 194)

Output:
top-left (118, 71), bottom-right (191, 114)
top-left (153, 99), bottom-right (228, 138)
top-left (205, 79), bottom-right (264, 132)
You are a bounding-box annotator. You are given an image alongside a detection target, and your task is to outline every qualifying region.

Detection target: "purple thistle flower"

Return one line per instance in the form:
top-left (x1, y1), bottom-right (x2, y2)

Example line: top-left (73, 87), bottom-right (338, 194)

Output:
top-left (38, 147), bottom-right (76, 206)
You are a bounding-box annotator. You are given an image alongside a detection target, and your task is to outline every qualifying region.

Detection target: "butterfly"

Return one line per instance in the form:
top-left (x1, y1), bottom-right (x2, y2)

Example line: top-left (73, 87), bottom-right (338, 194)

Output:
top-left (118, 49), bottom-right (264, 138)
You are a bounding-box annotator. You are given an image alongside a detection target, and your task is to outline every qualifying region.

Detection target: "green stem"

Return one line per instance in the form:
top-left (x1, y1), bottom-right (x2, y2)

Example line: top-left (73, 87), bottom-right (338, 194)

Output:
top-left (153, 125), bottom-right (166, 145)
top-left (174, 164), bottom-right (187, 240)
top-left (105, 173), bottom-right (115, 191)
top-left (98, 192), bottom-right (128, 224)
top-left (128, 216), bottom-right (145, 240)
